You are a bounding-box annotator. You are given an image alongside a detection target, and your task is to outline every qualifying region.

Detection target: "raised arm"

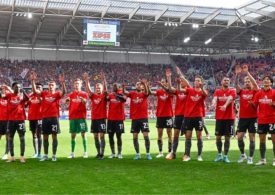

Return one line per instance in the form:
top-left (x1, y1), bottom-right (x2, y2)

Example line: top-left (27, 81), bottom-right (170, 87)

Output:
top-left (140, 79), bottom-right (149, 96)
top-left (83, 72), bottom-right (93, 96)
top-left (176, 66), bottom-right (190, 87)
top-left (242, 65), bottom-right (259, 91)
top-left (165, 69), bottom-right (176, 94)
top-left (29, 71), bottom-right (41, 95)
top-left (100, 72), bottom-right (108, 94)
top-left (235, 65), bottom-right (242, 94)
top-left (21, 88), bottom-right (29, 101)
top-left (59, 74), bottom-right (67, 97)
top-left (122, 84), bottom-right (130, 96)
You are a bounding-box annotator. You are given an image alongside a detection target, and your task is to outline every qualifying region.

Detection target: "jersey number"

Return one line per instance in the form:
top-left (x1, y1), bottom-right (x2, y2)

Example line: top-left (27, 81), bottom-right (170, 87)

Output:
top-left (52, 125), bottom-right (58, 132)
top-left (166, 119), bottom-right (173, 126)
top-left (269, 124), bottom-right (275, 131)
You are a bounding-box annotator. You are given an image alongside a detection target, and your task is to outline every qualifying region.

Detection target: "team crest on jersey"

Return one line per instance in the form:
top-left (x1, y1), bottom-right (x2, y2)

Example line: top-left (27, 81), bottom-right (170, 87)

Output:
top-left (45, 96), bottom-right (56, 103)
top-left (93, 98), bottom-right (102, 104)
top-left (160, 94), bottom-right (168, 101)
top-left (133, 97), bottom-right (143, 104)
top-left (242, 94), bottom-right (253, 100)
top-left (190, 94), bottom-right (201, 101)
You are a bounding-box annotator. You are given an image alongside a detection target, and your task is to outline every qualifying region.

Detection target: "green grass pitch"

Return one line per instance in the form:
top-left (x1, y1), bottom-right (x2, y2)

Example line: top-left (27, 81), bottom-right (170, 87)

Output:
top-left (0, 119), bottom-right (275, 194)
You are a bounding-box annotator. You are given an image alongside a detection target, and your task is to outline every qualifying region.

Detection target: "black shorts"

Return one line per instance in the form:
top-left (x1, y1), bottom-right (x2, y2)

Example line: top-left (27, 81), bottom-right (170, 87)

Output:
top-left (29, 120), bottom-right (42, 132)
top-left (181, 117), bottom-right (203, 132)
top-left (7, 120), bottom-right (26, 137)
top-left (156, 117), bottom-right (173, 128)
top-left (237, 118), bottom-right (257, 133)
top-left (107, 120), bottom-right (124, 134)
top-left (215, 120), bottom-right (234, 136)
top-left (42, 117), bottom-right (60, 135)
top-left (0, 121), bottom-right (8, 135)
top-left (131, 118), bottom-right (149, 133)
top-left (257, 123), bottom-right (275, 134)
top-left (174, 115), bottom-right (184, 130)
top-left (91, 119), bottom-right (107, 133)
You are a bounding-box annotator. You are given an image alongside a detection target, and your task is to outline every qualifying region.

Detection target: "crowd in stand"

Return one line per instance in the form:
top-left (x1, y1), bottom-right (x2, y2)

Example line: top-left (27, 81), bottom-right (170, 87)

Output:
top-left (0, 56), bottom-right (274, 115)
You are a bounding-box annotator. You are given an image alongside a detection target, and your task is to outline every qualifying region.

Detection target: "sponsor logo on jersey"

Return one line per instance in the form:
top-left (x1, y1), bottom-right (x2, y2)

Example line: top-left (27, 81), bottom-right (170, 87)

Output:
top-left (133, 97), bottom-right (143, 104)
top-left (190, 94), bottom-right (201, 101)
top-left (259, 95), bottom-right (272, 104)
top-left (160, 94), bottom-right (168, 101)
top-left (177, 93), bottom-right (186, 100)
top-left (218, 94), bottom-right (230, 101)
top-left (242, 94), bottom-right (253, 100)
top-left (45, 96), bottom-right (56, 103)
top-left (93, 98), bottom-right (102, 104)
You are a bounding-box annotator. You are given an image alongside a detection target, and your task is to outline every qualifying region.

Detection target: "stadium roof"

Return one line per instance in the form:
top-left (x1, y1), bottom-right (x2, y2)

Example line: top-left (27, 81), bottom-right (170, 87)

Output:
top-left (0, 0), bottom-right (274, 55)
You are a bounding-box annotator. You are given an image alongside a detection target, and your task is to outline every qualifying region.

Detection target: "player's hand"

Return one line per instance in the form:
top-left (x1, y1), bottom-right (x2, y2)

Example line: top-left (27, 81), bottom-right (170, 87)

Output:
top-left (157, 81), bottom-right (163, 86)
top-left (176, 66), bottom-right (181, 75)
top-left (209, 104), bottom-right (216, 111)
top-left (166, 68), bottom-right (172, 78)
top-left (140, 78), bottom-right (148, 85)
top-left (269, 101), bottom-right (275, 106)
top-left (235, 65), bottom-right (242, 75)
top-left (219, 105), bottom-right (227, 111)
top-left (242, 64), bottom-right (249, 73)
top-left (29, 71), bottom-right (37, 81)
top-left (99, 72), bottom-right (105, 80)
top-left (59, 74), bottom-right (65, 83)
top-left (83, 72), bottom-right (89, 82)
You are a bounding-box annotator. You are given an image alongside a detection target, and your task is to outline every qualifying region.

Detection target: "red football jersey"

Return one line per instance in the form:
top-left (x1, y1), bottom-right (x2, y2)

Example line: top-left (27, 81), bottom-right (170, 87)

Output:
top-left (6, 93), bottom-right (27, 121)
top-left (68, 91), bottom-right (88, 120)
top-left (184, 87), bottom-right (207, 117)
top-left (174, 90), bottom-right (187, 116)
top-left (108, 93), bottom-right (125, 120)
top-left (253, 89), bottom-right (275, 124)
top-left (0, 97), bottom-right (8, 120)
top-left (128, 91), bottom-right (148, 119)
top-left (238, 89), bottom-right (258, 118)
top-left (214, 88), bottom-right (236, 120)
top-left (156, 89), bottom-right (173, 117)
top-left (41, 91), bottom-right (62, 118)
top-left (28, 93), bottom-right (42, 120)
top-left (90, 93), bottom-right (107, 120)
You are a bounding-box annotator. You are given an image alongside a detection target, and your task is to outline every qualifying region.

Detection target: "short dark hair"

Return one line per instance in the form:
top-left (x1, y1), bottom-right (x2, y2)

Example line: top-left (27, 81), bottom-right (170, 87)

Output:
top-left (263, 75), bottom-right (273, 84)
top-left (12, 82), bottom-right (19, 88)
top-left (36, 83), bottom-right (42, 87)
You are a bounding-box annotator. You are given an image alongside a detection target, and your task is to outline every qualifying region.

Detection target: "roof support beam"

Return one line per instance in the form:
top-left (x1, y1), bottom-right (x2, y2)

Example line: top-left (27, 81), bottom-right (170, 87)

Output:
top-left (129, 5), bottom-right (140, 20)
top-left (245, 7), bottom-right (275, 18)
top-left (155, 8), bottom-right (168, 22)
top-left (204, 9), bottom-right (221, 25)
top-left (101, 3), bottom-right (111, 19)
top-left (261, 0), bottom-right (275, 7)
top-left (32, 0), bottom-right (49, 46)
top-left (180, 7), bottom-right (196, 23)
top-left (6, 0), bottom-right (16, 44)
top-left (56, 0), bottom-right (82, 45)
top-left (227, 16), bottom-right (239, 26)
